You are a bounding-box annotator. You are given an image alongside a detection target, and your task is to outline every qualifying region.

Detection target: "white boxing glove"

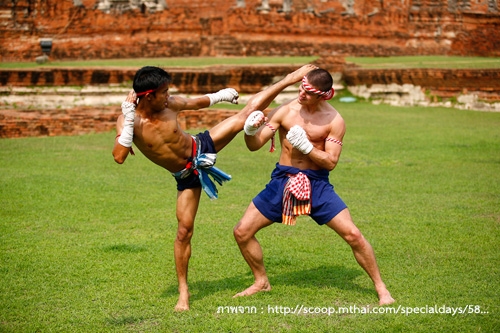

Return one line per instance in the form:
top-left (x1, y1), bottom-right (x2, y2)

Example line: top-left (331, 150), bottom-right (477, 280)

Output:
top-left (118, 101), bottom-right (135, 148)
top-left (205, 88), bottom-right (239, 106)
top-left (286, 125), bottom-right (313, 154)
top-left (121, 101), bottom-right (135, 122)
top-left (244, 110), bottom-right (265, 136)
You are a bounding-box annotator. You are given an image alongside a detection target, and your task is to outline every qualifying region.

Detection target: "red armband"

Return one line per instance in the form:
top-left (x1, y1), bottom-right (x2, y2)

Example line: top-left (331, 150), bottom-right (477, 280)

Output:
top-left (265, 123), bottom-right (276, 153)
top-left (325, 137), bottom-right (343, 146)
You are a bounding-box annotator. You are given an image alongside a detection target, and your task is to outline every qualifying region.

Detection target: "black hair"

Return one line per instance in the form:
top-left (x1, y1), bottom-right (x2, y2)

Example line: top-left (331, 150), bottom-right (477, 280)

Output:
top-left (306, 69), bottom-right (333, 93)
top-left (133, 66), bottom-right (172, 95)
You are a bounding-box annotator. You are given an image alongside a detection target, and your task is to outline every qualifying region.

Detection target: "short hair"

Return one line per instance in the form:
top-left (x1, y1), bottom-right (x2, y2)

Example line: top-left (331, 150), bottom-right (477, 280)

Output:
top-left (305, 69), bottom-right (333, 93)
top-left (133, 66), bottom-right (172, 95)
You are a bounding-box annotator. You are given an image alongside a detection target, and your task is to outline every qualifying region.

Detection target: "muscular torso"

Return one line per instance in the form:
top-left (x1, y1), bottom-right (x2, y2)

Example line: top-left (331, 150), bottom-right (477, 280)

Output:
top-left (132, 108), bottom-right (193, 173)
top-left (276, 99), bottom-right (343, 170)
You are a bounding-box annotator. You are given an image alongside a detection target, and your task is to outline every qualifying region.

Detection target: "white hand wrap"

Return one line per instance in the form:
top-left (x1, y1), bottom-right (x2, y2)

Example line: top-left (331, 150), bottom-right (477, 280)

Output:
top-left (118, 101), bottom-right (135, 148)
top-left (244, 110), bottom-right (264, 136)
top-left (286, 125), bottom-right (313, 154)
top-left (205, 88), bottom-right (239, 106)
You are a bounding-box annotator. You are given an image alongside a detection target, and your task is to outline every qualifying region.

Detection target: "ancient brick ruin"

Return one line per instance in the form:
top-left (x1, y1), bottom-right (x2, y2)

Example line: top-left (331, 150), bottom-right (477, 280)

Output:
top-left (1, 1), bottom-right (499, 138)
top-left (1, 64), bottom-right (499, 138)
top-left (1, 0), bottom-right (499, 62)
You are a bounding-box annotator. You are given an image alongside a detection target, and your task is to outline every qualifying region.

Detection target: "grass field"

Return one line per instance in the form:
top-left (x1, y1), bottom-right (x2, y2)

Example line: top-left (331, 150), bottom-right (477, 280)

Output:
top-left (0, 56), bottom-right (318, 69)
top-left (1, 55), bottom-right (500, 69)
top-left (344, 56), bottom-right (500, 69)
top-left (1, 101), bottom-right (499, 332)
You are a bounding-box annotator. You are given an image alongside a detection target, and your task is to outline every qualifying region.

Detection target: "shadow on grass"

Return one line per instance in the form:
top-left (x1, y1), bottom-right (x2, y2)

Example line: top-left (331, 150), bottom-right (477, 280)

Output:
top-left (161, 265), bottom-right (371, 302)
top-left (271, 264), bottom-right (370, 293)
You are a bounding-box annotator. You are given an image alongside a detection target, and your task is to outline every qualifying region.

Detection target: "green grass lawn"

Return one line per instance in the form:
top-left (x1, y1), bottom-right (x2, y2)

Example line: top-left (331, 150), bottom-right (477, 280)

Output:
top-left (1, 102), bottom-right (499, 332)
top-left (345, 56), bottom-right (500, 69)
top-left (0, 56), bottom-right (318, 69)
top-left (1, 55), bottom-right (499, 69)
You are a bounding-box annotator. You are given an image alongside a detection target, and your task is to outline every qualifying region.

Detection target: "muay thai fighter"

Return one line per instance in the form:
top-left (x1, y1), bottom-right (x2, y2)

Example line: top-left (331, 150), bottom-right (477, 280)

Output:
top-left (233, 68), bottom-right (395, 306)
top-left (112, 64), bottom-right (317, 311)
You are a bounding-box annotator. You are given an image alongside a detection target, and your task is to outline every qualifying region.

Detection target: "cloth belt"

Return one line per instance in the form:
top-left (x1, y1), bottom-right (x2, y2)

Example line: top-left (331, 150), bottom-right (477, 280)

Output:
top-left (282, 172), bottom-right (311, 225)
top-left (171, 136), bottom-right (231, 199)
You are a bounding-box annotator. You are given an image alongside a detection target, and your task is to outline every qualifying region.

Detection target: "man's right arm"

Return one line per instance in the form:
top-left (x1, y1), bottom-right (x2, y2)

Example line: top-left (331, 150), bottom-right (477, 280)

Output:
top-left (244, 105), bottom-right (285, 151)
top-left (243, 64), bottom-right (317, 151)
top-left (243, 64), bottom-right (317, 117)
top-left (113, 91), bottom-right (137, 164)
top-left (112, 115), bottom-right (133, 164)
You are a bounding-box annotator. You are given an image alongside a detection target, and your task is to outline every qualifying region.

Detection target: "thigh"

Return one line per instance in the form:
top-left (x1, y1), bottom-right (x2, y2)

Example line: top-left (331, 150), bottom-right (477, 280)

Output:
top-left (324, 208), bottom-right (359, 238)
top-left (310, 181), bottom-right (347, 225)
top-left (208, 114), bottom-right (245, 152)
top-left (236, 202), bottom-right (274, 235)
top-left (176, 187), bottom-right (202, 228)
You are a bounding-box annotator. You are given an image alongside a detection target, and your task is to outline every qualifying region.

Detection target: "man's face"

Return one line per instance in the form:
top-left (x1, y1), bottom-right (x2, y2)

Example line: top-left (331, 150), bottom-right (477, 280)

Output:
top-left (150, 83), bottom-right (170, 110)
top-left (298, 83), bottom-right (321, 105)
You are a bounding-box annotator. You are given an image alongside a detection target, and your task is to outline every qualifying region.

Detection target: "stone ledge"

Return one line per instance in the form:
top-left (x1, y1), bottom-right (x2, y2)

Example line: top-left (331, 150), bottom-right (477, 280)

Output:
top-left (0, 107), bottom-right (243, 139)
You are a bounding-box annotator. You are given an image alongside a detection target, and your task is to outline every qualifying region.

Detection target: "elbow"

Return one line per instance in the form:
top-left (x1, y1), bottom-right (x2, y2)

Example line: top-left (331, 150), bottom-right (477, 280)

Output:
top-left (247, 144), bottom-right (260, 152)
top-left (113, 152), bottom-right (125, 164)
top-left (114, 157), bottom-right (125, 164)
top-left (244, 137), bottom-right (262, 152)
top-left (324, 158), bottom-right (338, 172)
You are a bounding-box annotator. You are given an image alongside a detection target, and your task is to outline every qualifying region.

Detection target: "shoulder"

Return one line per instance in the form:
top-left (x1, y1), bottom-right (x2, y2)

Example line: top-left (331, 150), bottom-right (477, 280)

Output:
top-left (327, 108), bottom-right (346, 138)
top-left (268, 99), bottom-right (297, 120)
top-left (166, 96), bottom-right (184, 111)
top-left (323, 103), bottom-right (344, 124)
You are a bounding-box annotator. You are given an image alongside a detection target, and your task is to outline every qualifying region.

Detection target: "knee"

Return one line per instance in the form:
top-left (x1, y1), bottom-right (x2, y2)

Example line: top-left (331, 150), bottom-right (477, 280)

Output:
top-left (343, 228), bottom-right (366, 248)
top-left (233, 221), bottom-right (250, 244)
top-left (176, 225), bottom-right (193, 243)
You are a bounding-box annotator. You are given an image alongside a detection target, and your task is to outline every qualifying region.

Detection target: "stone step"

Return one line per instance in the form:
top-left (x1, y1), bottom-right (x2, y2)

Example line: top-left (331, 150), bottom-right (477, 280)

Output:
top-left (0, 9), bottom-right (11, 19)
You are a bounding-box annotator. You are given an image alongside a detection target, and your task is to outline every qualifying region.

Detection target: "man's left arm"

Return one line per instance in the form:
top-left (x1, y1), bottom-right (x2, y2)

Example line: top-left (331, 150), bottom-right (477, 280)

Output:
top-left (170, 88), bottom-right (239, 111)
top-left (286, 123), bottom-right (345, 171)
top-left (313, 137), bottom-right (343, 171)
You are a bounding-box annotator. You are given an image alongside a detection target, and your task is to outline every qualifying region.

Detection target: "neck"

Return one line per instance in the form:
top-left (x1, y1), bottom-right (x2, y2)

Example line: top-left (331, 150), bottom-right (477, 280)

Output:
top-left (302, 100), bottom-right (322, 113)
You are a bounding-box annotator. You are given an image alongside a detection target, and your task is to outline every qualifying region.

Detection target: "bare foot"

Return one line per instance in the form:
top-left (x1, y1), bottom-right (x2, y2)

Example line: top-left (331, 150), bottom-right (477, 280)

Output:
top-left (174, 291), bottom-right (190, 311)
top-left (233, 281), bottom-right (271, 298)
top-left (378, 290), bottom-right (395, 306)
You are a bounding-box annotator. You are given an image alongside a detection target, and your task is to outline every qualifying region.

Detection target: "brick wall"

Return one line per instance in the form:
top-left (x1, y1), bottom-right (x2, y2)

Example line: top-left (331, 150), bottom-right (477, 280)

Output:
top-left (0, 106), bottom-right (247, 139)
top-left (1, 65), bottom-right (499, 138)
top-left (1, 0), bottom-right (499, 62)
top-left (0, 65), bottom-right (298, 93)
top-left (344, 68), bottom-right (500, 101)
top-left (0, 107), bottom-right (120, 138)
top-left (2, 65), bottom-right (499, 96)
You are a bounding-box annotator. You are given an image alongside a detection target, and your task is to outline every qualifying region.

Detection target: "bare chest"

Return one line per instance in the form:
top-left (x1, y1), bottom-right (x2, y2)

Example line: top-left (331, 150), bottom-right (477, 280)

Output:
top-left (282, 112), bottom-right (333, 143)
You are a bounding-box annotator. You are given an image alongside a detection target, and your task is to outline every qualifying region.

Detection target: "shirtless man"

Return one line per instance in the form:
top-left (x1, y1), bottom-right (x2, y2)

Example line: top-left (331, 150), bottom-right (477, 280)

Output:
top-left (233, 68), bottom-right (395, 305)
top-left (112, 64), bottom-right (316, 311)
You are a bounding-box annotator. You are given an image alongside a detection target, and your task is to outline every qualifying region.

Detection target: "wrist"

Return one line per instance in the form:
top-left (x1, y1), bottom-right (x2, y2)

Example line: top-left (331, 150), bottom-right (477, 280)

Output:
top-left (118, 121), bottom-right (134, 147)
top-left (244, 110), bottom-right (264, 136)
top-left (205, 93), bottom-right (215, 106)
top-left (302, 143), bottom-right (313, 154)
